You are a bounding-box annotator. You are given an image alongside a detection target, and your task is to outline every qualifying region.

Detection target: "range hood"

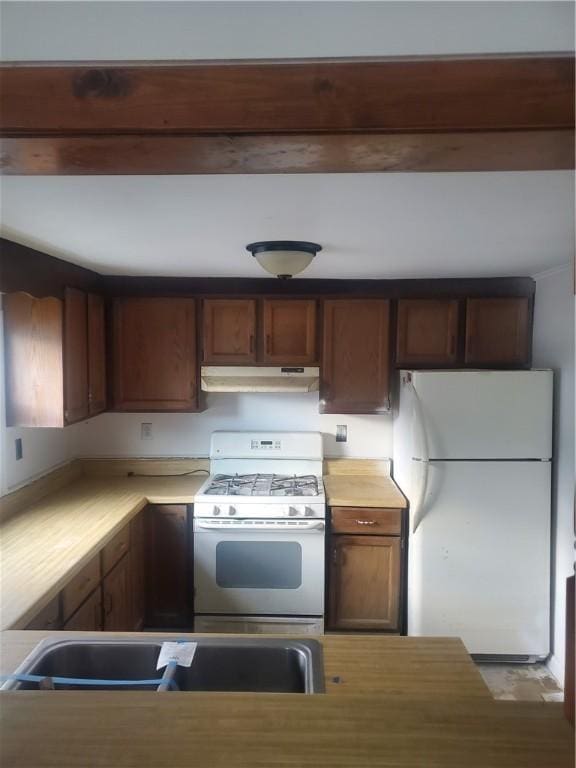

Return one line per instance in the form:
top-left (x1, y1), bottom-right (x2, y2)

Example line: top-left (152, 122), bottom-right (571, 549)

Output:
top-left (201, 366), bottom-right (320, 393)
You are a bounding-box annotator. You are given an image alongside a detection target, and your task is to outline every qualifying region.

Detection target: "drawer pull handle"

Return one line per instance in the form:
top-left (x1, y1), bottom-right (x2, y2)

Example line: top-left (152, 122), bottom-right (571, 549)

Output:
top-left (355, 520), bottom-right (376, 526)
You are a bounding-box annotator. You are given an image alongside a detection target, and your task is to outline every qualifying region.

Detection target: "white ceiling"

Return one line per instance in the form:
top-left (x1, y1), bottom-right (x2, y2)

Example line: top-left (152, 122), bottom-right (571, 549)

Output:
top-left (1, 1), bottom-right (573, 61)
top-left (1, 173), bottom-right (573, 278)
top-left (0, 2), bottom-right (574, 279)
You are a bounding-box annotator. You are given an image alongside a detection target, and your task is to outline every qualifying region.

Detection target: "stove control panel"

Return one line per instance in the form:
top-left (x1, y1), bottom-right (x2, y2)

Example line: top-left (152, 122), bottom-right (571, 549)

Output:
top-left (196, 503), bottom-right (325, 519)
top-left (250, 439), bottom-right (282, 450)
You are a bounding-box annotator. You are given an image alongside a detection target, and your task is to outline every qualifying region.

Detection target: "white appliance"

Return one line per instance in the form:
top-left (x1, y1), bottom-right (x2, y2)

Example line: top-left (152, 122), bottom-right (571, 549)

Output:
top-left (393, 370), bottom-right (552, 660)
top-left (193, 431), bottom-right (325, 634)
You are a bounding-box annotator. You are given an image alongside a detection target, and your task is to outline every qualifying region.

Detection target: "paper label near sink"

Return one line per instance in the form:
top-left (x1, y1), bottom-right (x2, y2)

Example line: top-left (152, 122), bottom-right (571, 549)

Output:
top-left (156, 642), bottom-right (198, 670)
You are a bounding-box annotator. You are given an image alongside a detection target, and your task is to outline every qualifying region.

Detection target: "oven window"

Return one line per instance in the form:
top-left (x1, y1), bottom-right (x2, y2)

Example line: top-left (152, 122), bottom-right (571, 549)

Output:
top-left (215, 541), bottom-right (303, 589)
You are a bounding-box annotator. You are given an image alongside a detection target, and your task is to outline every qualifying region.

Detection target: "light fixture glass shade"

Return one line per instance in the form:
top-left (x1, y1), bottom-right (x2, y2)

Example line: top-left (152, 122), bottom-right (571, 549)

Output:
top-left (255, 250), bottom-right (314, 278)
top-left (247, 240), bottom-right (322, 279)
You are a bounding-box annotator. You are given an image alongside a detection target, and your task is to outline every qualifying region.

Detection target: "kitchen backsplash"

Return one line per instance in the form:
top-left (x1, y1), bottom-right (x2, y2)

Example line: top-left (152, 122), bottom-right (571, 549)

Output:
top-left (75, 392), bottom-right (393, 460)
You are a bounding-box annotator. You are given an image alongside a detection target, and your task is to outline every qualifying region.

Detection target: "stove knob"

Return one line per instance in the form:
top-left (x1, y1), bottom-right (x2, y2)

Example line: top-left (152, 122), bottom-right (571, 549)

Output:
top-left (288, 506), bottom-right (299, 517)
top-left (228, 506), bottom-right (236, 516)
top-left (213, 506), bottom-right (221, 516)
top-left (304, 507), bottom-right (314, 517)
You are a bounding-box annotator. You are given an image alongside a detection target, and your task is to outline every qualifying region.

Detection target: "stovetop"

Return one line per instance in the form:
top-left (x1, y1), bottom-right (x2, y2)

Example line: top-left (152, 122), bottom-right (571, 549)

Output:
top-left (203, 473), bottom-right (322, 498)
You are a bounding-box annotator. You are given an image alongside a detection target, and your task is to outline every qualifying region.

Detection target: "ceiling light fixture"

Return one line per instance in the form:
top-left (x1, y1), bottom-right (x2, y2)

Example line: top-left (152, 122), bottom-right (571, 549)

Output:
top-left (246, 240), bottom-right (322, 279)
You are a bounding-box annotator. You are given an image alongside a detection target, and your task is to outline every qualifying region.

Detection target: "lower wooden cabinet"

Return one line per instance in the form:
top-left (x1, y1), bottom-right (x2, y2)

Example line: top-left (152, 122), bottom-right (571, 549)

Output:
top-left (329, 534), bottom-right (402, 631)
top-left (25, 596), bottom-right (61, 630)
top-left (61, 555), bottom-right (101, 622)
top-left (63, 588), bottom-right (103, 631)
top-left (102, 554), bottom-right (132, 631)
top-left (130, 512), bottom-right (146, 631)
top-left (145, 504), bottom-right (191, 628)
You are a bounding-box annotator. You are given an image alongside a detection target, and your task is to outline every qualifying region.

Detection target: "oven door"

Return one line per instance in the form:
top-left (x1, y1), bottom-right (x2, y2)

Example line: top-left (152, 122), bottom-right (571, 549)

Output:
top-left (193, 519), bottom-right (325, 616)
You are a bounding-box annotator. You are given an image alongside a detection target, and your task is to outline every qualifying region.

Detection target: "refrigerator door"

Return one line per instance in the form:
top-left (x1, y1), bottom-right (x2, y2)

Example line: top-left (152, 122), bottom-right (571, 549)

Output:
top-left (403, 370), bottom-right (553, 460)
top-left (408, 460), bottom-right (551, 657)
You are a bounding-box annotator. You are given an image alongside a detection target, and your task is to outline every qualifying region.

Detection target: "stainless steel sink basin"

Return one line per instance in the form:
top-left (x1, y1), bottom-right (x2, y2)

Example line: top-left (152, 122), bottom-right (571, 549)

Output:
top-left (2, 637), bottom-right (325, 693)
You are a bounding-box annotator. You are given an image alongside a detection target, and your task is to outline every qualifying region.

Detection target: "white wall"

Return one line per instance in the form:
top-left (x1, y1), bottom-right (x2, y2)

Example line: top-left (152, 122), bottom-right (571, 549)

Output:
top-left (532, 265), bottom-right (575, 684)
top-left (74, 393), bottom-right (393, 460)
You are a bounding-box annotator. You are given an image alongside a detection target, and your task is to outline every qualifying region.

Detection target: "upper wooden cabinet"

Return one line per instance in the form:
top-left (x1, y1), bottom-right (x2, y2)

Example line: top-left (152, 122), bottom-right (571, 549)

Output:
top-left (321, 299), bottom-right (391, 414)
top-left (87, 293), bottom-right (107, 416)
top-left (112, 297), bottom-right (198, 411)
top-left (262, 299), bottom-right (317, 365)
top-left (202, 299), bottom-right (256, 364)
top-left (396, 299), bottom-right (459, 367)
top-left (3, 289), bottom-right (106, 427)
top-left (4, 292), bottom-right (64, 427)
top-left (202, 298), bottom-right (318, 365)
top-left (465, 298), bottom-right (530, 366)
top-left (64, 287), bottom-right (89, 423)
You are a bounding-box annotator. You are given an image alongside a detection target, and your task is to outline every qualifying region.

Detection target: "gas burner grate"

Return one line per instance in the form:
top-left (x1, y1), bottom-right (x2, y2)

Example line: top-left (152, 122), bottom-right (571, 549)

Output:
top-left (205, 473), bottom-right (320, 497)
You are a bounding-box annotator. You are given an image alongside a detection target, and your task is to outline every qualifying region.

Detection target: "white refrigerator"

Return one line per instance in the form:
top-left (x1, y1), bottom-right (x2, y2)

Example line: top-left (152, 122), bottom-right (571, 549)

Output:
top-left (393, 370), bottom-right (552, 660)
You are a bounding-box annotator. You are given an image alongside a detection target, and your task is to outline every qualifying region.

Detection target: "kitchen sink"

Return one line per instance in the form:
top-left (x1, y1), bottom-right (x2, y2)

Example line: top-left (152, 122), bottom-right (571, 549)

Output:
top-left (2, 637), bottom-right (325, 693)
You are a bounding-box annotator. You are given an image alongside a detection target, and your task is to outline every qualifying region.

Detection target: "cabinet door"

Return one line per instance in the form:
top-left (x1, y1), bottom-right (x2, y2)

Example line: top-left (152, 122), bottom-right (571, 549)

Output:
top-left (102, 555), bottom-right (132, 631)
top-left (262, 299), bottom-right (317, 365)
top-left (25, 597), bottom-right (61, 630)
top-left (87, 293), bottom-right (107, 416)
top-left (4, 293), bottom-right (65, 427)
top-left (329, 535), bottom-right (401, 631)
top-left (465, 298), bottom-right (530, 366)
top-left (202, 299), bottom-right (256, 364)
top-left (145, 505), bottom-right (190, 628)
top-left (101, 525), bottom-right (131, 577)
top-left (396, 299), bottom-right (458, 367)
top-left (112, 297), bottom-right (197, 411)
top-left (130, 512), bottom-right (146, 631)
top-left (61, 555), bottom-right (101, 622)
top-left (321, 300), bottom-right (391, 414)
top-left (63, 588), bottom-right (103, 631)
top-left (64, 287), bottom-right (89, 424)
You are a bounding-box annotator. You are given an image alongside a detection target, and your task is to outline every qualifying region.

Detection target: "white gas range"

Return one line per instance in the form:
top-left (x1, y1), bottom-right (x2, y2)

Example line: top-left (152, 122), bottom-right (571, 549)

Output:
top-left (193, 431), bottom-right (326, 635)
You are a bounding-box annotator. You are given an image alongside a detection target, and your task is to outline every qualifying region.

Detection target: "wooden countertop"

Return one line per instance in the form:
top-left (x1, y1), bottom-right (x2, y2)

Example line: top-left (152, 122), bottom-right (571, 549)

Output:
top-left (0, 631), bottom-right (491, 700)
top-left (324, 474), bottom-right (407, 508)
top-left (0, 632), bottom-right (572, 768)
top-left (0, 474), bottom-right (205, 630)
top-left (0, 465), bottom-right (405, 631)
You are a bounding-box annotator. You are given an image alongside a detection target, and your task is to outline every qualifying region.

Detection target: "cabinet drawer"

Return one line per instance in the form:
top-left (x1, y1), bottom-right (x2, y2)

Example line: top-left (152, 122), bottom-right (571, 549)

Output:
top-left (102, 526), bottom-right (131, 576)
top-left (62, 556), bottom-right (101, 621)
top-left (331, 507), bottom-right (402, 535)
top-left (25, 596), bottom-right (61, 630)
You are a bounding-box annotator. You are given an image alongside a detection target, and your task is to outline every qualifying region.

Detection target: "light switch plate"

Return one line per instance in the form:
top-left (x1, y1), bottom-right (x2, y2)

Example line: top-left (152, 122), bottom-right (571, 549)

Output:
top-left (141, 423), bottom-right (153, 440)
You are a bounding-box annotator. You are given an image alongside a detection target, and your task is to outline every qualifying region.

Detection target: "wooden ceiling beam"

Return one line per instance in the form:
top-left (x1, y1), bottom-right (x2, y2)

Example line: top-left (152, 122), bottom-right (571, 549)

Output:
top-left (0, 55), bottom-right (573, 174)
top-left (0, 131), bottom-right (573, 174)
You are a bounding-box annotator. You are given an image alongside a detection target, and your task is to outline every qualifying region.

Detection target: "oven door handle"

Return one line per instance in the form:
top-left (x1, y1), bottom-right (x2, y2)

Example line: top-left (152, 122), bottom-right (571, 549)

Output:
top-left (195, 520), bottom-right (325, 532)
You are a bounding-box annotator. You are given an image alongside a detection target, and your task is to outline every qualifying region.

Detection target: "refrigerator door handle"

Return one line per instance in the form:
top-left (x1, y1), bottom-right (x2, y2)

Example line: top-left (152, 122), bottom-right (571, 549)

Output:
top-left (411, 458), bottom-right (430, 533)
top-left (410, 381), bottom-right (430, 533)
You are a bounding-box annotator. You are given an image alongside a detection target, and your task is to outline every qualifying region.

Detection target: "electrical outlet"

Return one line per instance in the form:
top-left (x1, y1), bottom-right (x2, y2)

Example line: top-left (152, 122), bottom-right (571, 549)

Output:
top-left (335, 425), bottom-right (348, 443)
top-left (140, 423), bottom-right (153, 440)
top-left (15, 438), bottom-right (23, 460)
